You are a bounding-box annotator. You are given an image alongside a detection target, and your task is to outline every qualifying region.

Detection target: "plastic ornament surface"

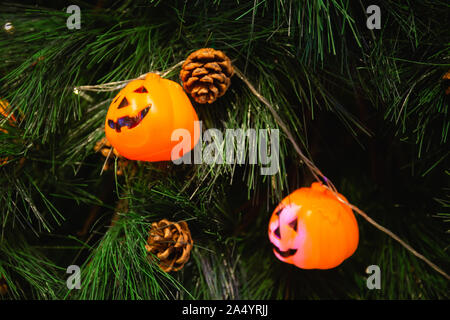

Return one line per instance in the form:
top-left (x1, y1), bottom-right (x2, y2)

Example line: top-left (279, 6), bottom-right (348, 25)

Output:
top-left (105, 73), bottom-right (200, 162)
top-left (268, 182), bottom-right (359, 269)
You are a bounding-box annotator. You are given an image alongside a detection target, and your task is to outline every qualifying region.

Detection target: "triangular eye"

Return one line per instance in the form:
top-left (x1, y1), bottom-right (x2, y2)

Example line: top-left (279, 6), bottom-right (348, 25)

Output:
top-left (118, 97), bottom-right (129, 109)
top-left (134, 86), bottom-right (148, 93)
top-left (274, 207), bottom-right (283, 216)
top-left (274, 226), bottom-right (281, 239)
top-left (288, 218), bottom-right (298, 232)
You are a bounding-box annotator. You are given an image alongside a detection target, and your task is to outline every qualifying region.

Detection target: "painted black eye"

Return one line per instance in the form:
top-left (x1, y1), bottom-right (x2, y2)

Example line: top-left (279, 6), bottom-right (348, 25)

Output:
top-left (274, 207), bottom-right (283, 216)
top-left (108, 120), bottom-right (115, 129)
top-left (118, 97), bottom-right (129, 109)
top-left (134, 86), bottom-right (148, 93)
top-left (288, 218), bottom-right (298, 232)
top-left (274, 226), bottom-right (281, 239)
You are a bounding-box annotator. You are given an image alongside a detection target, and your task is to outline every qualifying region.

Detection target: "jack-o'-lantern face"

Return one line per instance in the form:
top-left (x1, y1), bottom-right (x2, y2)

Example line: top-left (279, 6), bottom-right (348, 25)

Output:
top-left (107, 85), bottom-right (152, 134)
top-left (268, 203), bottom-right (303, 259)
top-left (268, 183), bottom-right (359, 270)
top-left (105, 73), bottom-right (200, 162)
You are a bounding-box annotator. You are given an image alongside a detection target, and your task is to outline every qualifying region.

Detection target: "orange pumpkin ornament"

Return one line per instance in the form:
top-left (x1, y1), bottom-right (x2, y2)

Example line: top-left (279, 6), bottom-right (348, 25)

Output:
top-left (105, 73), bottom-right (200, 162)
top-left (268, 182), bottom-right (359, 269)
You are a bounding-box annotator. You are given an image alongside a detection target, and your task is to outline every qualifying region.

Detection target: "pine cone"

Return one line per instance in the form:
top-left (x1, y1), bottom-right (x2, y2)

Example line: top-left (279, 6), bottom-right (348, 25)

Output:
top-left (180, 48), bottom-right (234, 104)
top-left (443, 70), bottom-right (450, 95)
top-left (145, 219), bottom-right (193, 272)
top-left (94, 137), bottom-right (132, 175)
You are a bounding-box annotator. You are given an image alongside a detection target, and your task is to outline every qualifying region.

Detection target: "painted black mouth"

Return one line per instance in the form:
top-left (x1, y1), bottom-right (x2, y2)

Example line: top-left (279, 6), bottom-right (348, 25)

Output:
top-left (108, 105), bottom-right (151, 132)
top-left (272, 245), bottom-right (298, 258)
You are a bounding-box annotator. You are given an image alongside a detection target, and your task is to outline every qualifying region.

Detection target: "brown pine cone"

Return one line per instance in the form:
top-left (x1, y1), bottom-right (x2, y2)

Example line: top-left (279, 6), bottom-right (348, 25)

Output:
top-left (94, 136), bottom-right (120, 158)
top-left (145, 219), bottom-right (193, 272)
top-left (94, 137), bottom-right (133, 175)
top-left (180, 48), bottom-right (234, 104)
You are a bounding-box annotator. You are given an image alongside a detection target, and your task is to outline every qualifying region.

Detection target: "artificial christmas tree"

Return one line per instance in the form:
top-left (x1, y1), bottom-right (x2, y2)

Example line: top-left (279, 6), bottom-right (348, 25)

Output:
top-left (0, 0), bottom-right (448, 301)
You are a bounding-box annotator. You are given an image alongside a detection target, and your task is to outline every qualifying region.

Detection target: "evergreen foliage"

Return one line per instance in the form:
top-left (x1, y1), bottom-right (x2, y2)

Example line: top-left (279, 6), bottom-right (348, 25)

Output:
top-left (0, 0), bottom-right (448, 299)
